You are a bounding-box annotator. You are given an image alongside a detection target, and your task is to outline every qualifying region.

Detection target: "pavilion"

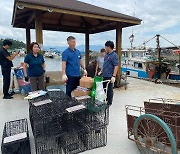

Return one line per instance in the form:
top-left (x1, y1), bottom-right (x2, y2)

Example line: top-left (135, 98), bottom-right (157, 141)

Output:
top-left (12, 0), bottom-right (141, 85)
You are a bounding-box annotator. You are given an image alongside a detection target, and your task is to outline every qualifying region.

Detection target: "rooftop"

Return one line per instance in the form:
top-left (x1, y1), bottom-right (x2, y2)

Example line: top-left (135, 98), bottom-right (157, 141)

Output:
top-left (12, 0), bottom-right (141, 33)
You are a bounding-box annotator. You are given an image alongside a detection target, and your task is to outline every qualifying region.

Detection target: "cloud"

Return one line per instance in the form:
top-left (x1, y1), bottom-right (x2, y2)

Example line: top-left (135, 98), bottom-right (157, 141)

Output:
top-left (0, 0), bottom-right (180, 48)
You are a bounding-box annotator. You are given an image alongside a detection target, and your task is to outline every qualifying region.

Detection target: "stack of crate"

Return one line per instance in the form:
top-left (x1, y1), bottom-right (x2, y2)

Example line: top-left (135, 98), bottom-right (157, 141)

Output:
top-left (1, 119), bottom-right (31, 154)
top-left (29, 90), bottom-right (109, 154)
top-left (62, 98), bottom-right (109, 153)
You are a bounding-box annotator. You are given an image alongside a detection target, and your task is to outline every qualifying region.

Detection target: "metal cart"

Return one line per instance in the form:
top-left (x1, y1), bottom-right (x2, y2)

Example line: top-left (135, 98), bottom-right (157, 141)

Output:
top-left (126, 98), bottom-right (180, 154)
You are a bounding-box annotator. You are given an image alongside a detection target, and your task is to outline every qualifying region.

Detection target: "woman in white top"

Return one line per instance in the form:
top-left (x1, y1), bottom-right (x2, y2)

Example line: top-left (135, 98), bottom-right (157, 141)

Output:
top-left (95, 48), bottom-right (106, 76)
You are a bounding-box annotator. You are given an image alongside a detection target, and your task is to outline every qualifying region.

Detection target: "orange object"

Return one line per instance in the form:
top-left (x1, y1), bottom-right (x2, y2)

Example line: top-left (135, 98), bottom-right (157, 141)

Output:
top-left (173, 50), bottom-right (180, 54)
top-left (148, 71), bottom-right (155, 79)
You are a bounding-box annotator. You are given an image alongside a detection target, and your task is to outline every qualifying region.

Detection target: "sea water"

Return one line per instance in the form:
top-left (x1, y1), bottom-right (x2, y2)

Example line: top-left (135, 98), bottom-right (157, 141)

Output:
top-left (0, 56), bottom-right (62, 78)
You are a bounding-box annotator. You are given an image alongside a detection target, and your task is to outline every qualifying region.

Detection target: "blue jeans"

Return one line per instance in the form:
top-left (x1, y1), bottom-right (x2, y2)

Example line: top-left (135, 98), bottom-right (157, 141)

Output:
top-left (66, 76), bottom-right (80, 97)
top-left (103, 77), bottom-right (113, 105)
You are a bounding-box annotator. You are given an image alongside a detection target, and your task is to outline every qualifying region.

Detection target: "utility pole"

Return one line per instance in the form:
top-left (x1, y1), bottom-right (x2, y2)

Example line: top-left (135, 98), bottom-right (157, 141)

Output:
top-left (156, 34), bottom-right (161, 79)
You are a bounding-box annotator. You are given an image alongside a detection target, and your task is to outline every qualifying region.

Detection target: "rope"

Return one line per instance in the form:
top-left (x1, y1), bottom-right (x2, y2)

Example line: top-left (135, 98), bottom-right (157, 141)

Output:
top-left (136, 35), bottom-right (156, 48)
top-left (160, 35), bottom-right (180, 49)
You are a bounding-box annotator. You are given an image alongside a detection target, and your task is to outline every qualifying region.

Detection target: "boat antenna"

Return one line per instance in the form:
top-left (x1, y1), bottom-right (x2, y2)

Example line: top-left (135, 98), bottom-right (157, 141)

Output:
top-left (129, 0), bottom-right (136, 49)
top-left (142, 20), bottom-right (146, 49)
top-left (156, 34), bottom-right (161, 79)
top-left (142, 0), bottom-right (146, 49)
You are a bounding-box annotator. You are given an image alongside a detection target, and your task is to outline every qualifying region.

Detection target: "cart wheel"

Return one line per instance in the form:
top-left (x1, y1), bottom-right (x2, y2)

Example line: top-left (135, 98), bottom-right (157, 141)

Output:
top-left (133, 114), bottom-right (177, 154)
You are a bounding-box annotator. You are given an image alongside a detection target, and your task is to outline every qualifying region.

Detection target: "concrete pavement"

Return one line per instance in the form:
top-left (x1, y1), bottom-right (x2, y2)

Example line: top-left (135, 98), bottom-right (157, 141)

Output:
top-left (0, 77), bottom-right (179, 154)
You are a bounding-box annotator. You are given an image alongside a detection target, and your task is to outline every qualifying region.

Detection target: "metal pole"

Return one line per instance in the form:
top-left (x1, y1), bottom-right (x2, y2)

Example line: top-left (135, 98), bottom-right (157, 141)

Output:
top-left (85, 31), bottom-right (90, 68)
top-left (156, 34), bottom-right (161, 79)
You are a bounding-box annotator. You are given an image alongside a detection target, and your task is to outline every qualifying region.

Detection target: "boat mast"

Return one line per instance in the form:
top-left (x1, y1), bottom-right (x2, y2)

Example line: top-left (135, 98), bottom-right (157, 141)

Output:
top-left (156, 34), bottom-right (161, 79)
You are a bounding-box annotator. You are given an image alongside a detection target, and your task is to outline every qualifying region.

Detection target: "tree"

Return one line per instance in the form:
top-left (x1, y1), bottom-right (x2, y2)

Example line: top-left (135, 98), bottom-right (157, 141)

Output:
top-left (0, 38), bottom-right (26, 50)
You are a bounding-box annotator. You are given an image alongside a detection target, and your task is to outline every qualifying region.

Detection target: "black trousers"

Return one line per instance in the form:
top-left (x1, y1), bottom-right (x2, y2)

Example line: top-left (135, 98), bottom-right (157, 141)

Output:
top-left (66, 76), bottom-right (80, 97)
top-left (1, 68), bottom-right (11, 97)
top-left (103, 77), bottom-right (113, 105)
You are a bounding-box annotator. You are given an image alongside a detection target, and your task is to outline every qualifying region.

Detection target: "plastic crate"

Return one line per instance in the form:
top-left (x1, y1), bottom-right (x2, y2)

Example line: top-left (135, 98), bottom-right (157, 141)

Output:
top-left (60, 133), bottom-right (86, 154)
top-left (81, 126), bottom-right (107, 150)
top-left (35, 137), bottom-right (62, 154)
top-left (29, 94), bottom-right (86, 138)
top-left (47, 90), bottom-right (69, 100)
top-left (29, 103), bottom-right (64, 139)
top-left (52, 97), bottom-right (81, 110)
top-left (28, 94), bottom-right (49, 106)
top-left (62, 114), bottom-right (88, 133)
top-left (1, 119), bottom-right (31, 154)
top-left (73, 107), bottom-right (109, 130)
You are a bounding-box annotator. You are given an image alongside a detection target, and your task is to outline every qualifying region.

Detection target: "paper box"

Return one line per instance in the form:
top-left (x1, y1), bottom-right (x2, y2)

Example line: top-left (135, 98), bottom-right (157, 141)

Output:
top-left (80, 76), bottom-right (94, 89)
top-left (73, 90), bottom-right (91, 97)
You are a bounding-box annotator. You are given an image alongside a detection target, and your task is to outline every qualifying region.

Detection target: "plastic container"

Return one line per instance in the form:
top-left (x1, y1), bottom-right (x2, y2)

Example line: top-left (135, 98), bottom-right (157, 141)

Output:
top-left (1, 119), bottom-right (31, 154)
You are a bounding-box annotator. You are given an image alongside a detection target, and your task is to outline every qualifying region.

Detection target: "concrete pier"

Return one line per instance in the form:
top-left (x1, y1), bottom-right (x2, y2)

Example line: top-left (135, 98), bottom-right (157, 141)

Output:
top-left (0, 77), bottom-right (179, 154)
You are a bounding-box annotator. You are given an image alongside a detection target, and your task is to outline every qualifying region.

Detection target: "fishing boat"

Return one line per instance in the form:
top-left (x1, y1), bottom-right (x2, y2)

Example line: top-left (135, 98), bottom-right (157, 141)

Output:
top-left (121, 49), bottom-right (159, 79)
top-left (122, 34), bottom-right (180, 81)
top-left (168, 50), bottom-right (180, 80)
top-left (44, 51), bottom-right (55, 58)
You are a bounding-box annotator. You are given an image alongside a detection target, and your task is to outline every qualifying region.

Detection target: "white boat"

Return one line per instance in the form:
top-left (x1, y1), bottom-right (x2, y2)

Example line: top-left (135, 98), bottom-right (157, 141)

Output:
top-left (121, 49), bottom-right (159, 79)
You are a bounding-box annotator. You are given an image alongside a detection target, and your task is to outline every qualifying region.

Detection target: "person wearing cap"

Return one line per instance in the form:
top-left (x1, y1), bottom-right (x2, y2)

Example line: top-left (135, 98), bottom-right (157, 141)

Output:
top-left (62, 36), bottom-right (87, 97)
top-left (98, 41), bottom-right (119, 106)
top-left (0, 40), bottom-right (19, 99)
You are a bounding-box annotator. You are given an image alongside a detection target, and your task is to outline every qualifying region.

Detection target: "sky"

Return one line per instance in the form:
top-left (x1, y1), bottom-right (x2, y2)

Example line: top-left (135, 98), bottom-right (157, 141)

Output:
top-left (0, 0), bottom-right (180, 48)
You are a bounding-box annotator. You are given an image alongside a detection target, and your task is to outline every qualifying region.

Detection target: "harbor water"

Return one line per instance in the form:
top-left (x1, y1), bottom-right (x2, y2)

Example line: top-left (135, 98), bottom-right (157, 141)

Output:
top-left (0, 56), bottom-right (62, 78)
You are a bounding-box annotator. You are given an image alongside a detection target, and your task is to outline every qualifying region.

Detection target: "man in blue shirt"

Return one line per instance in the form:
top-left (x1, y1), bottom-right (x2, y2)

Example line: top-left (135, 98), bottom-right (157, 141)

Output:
top-left (99, 41), bottom-right (119, 105)
top-left (62, 36), bottom-right (87, 97)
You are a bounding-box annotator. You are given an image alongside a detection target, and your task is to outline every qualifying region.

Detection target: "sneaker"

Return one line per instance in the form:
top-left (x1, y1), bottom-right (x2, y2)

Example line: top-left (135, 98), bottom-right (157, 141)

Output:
top-left (3, 95), bottom-right (13, 99)
top-left (107, 103), bottom-right (112, 107)
top-left (7, 93), bottom-right (13, 96)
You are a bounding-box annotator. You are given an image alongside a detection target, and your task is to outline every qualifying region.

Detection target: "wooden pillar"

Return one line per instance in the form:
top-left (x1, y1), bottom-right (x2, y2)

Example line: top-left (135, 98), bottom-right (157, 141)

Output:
top-left (85, 31), bottom-right (90, 67)
top-left (35, 10), bottom-right (43, 51)
top-left (116, 22), bottom-right (122, 87)
top-left (26, 26), bottom-right (31, 53)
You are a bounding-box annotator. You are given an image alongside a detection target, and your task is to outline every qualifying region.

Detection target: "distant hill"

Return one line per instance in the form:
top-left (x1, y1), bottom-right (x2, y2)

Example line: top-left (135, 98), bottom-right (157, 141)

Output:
top-left (44, 44), bottom-right (104, 53)
top-left (0, 38), bottom-right (104, 53)
top-left (0, 38), bottom-right (25, 50)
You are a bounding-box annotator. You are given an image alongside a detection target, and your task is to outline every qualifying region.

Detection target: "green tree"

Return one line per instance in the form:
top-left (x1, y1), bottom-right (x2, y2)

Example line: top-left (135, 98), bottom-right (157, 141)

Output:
top-left (0, 38), bottom-right (26, 50)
